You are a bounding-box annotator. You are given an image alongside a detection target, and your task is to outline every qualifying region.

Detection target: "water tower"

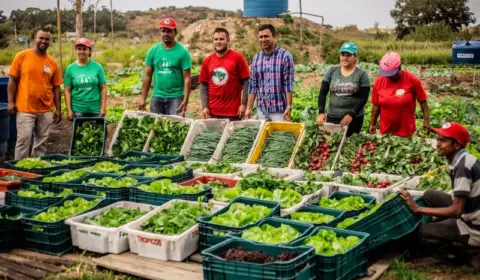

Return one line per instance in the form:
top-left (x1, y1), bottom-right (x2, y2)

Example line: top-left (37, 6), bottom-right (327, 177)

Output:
top-left (243, 0), bottom-right (288, 17)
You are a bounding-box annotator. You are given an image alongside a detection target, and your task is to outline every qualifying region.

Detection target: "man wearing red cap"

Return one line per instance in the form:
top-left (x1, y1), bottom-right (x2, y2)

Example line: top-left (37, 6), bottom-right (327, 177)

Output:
top-left (139, 17), bottom-right (192, 116)
top-left (7, 27), bottom-right (62, 160)
top-left (401, 122), bottom-right (480, 268)
top-left (369, 52), bottom-right (431, 137)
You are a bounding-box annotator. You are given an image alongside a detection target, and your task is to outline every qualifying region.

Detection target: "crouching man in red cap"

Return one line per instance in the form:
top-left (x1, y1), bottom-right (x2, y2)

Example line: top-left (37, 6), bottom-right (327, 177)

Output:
top-left (401, 122), bottom-right (480, 269)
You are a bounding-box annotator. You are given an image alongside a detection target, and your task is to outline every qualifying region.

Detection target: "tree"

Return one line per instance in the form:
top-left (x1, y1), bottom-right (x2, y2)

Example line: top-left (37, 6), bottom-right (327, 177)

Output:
top-left (391, 0), bottom-right (476, 39)
top-left (70, 0), bottom-right (85, 39)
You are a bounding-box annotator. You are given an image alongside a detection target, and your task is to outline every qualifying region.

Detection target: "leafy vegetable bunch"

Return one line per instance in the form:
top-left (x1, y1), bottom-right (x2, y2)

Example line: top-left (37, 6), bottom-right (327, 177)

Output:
top-left (112, 116), bottom-right (155, 155)
top-left (84, 207), bottom-right (148, 227)
top-left (84, 177), bottom-right (138, 188)
top-left (259, 132), bottom-right (297, 168)
top-left (241, 224), bottom-right (300, 244)
top-left (142, 165), bottom-right (187, 177)
top-left (17, 189), bottom-right (73, 198)
top-left (42, 170), bottom-right (89, 183)
top-left (290, 211), bottom-right (335, 224)
top-left (338, 173), bottom-right (397, 189)
top-left (71, 121), bottom-right (105, 157)
top-left (221, 127), bottom-right (259, 163)
top-left (15, 158), bottom-right (56, 169)
top-left (0, 174), bottom-right (22, 182)
top-left (214, 187), bottom-right (302, 208)
top-left (211, 202), bottom-right (273, 228)
top-left (188, 130), bottom-right (223, 161)
top-left (89, 162), bottom-right (125, 173)
top-left (303, 229), bottom-right (360, 255)
top-left (50, 159), bottom-right (86, 165)
top-left (149, 119), bottom-right (190, 155)
top-left (319, 195), bottom-right (367, 211)
top-left (194, 162), bottom-right (242, 174)
top-left (32, 197), bottom-right (101, 222)
top-left (137, 179), bottom-right (205, 194)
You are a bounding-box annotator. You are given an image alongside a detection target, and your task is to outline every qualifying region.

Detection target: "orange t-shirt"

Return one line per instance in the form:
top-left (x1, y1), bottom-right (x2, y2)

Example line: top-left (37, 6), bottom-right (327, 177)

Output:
top-left (8, 49), bottom-right (63, 113)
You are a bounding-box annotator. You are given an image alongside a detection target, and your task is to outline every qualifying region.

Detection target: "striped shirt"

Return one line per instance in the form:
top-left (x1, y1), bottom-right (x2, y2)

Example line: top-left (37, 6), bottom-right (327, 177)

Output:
top-left (451, 149), bottom-right (480, 246)
top-left (248, 45), bottom-right (295, 113)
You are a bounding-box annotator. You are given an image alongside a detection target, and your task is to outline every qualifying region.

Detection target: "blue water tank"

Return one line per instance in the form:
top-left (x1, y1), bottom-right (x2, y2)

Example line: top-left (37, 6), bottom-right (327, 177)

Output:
top-left (243, 0), bottom-right (288, 17)
top-left (0, 77), bottom-right (16, 149)
top-left (452, 41), bottom-right (480, 65)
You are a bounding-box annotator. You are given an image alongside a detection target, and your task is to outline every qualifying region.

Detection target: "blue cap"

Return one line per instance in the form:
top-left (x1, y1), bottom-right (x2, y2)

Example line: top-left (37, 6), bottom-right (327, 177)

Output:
top-left (339, 42), bottom-right (358, 54)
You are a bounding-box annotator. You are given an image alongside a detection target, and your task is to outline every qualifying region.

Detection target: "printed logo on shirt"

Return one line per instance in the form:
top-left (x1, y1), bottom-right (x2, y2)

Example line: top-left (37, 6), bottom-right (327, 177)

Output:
top-left (330, 80), bottom-right (358, 97)
top-left (78, 75), bottom-right (93, 90)
top-left (212, 67), bottom-right (229, 86)
top-left (395, 89), bottom-right (406, 97)
top-left (43, 65), bottom-right (51, 74)
top-left (443, 122), bottom-right (452, 129)
top-left (158, 58), bottom-right (173, 75)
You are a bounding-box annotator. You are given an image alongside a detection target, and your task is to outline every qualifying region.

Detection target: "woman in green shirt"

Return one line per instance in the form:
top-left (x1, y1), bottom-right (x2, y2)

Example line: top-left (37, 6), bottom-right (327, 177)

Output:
top-left (317, 42), bottom-right (370, 136)
top-left (64, 38), bottom-right (107, 120)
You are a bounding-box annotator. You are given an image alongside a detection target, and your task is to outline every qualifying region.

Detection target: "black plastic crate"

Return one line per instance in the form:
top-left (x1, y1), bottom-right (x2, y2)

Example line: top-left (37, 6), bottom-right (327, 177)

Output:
top-left (313, 191), bottom-right (376, 218)
top-left (284, 205), bottom-right (346, 227)
top-left (129, 182), bottom-right (212, 206)
top-left (21, 169), bottom-right (90, 192)
top-left (103, 151), bottom-right (156, 164)
top-left (0, 205), bottom-right (37, 252)
top-left (24, 238), bottom-right (73, 256)
top-left (6, 189), bottom-right (63, 209)
top-left (69, 117), bottom-right (107, 157)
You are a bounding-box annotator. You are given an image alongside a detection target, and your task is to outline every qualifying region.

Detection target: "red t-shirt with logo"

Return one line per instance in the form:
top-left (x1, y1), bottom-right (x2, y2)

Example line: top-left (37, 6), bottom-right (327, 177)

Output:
top-left (199, 50), bottom-right (250, 116)
top-left (371, 70), bottom-right (428, 137)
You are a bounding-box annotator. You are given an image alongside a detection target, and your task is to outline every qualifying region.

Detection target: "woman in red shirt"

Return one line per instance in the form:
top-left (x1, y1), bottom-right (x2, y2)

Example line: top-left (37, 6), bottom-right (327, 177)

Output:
top-left (369, 52), bottom-right (431, 137)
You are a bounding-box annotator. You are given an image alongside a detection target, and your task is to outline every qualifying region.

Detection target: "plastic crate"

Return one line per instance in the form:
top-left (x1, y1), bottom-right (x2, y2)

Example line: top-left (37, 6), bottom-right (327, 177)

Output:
top-left (103, 151), bottom-right (156, 164)
top-left (159, 167), bottom-right (194, 183)
top-left (284, 205), bottom-right (345, 227)
top-left (146, 154), bottom-right (185, 165)
top-left (180, 119), bottom-right (229, 161)
top-left (21, 194), bottom-right (104, 245)
top-left (313, 191), bottom-right (376, 218)
top-left (0, 205), bottom-right (38, 252)
top-left (180, 176), bottom-right (239, 188)
top-left (290, 226), bottom-right (369, 280)
top-left (69, 117), bottom-right (107, 157)
top-left (202, 237), bottom-right (316, 280)
top-left (345, 194), bottom-right (423, 251)
top-left (119, 163), bottom-right (163, 177)
top-left (24, 238), bottom-right (73, 256)
top-left (42, 154), bottom-right (97, 170)
top-left (5, 158), bottom-right (65, 175)
top-left (198, 197), bottom-right (281, 250)
top-left (21, 169), bottom-right (90, 192)
top-left (5, 189), bottom-right (63, 209)
top-left (65, 201), bottom-right (157, 254)
top-left (236, 167), bottom-right (304, 181)
top-left (0, 168), bottom-right (40, 191)
top-left (129, 181), bottom-right (212, 206)
top-left (227, 217), bottom-right (313, 245)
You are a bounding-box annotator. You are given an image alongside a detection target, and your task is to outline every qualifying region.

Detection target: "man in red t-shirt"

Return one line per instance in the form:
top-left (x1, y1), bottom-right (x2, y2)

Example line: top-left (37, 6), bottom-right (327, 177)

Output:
top-left (369, 52), bottom-right (431, 137)
top-left (199, 28), bottom-right (250, 121)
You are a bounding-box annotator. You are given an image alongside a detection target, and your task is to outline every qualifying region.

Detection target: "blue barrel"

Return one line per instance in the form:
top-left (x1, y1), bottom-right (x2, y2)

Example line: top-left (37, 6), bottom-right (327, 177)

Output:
top-left (0, 77), bottom-right (15, 149)
top-left (0, 103), bottom-right (9, 163)
top-left (243, 0), bottom-right (288, 17)
top-left (452, 41), bottom-right (480, 65)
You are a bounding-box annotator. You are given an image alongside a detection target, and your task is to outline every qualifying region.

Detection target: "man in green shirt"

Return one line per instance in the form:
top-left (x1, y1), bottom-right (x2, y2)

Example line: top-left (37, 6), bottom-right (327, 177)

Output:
top-left (139, 17), bottom-right (192, 116)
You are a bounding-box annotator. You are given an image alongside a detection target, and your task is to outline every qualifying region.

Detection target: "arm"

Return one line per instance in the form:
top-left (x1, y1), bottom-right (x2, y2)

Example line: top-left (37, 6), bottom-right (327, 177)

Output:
top-left (200, 82), bottom-right (210, 119)
top-left (369, 105), bottom-right (380, 134)
top-left (245, 93), bottom-right (257, 119)
top-left (283, 53), bottom-right (295, 121)
top-left (178, 69), bottom-right (191, 117)
top-left (401, 190), bottom-right (466, 218)
top-left (139, 66), bottom-right (153, 110)
top-left (241, 79), bottom-right (249, 105)
top-left (100, 84), bottom-right (107, 117)
top-left (317, 80), bottom-right (330, 114)
top-left (420, 100), bottom-right (431, 131)
top-left (64, 86), bottom-right (73, 120)
top-left (245, 61), bottom-right (257, 119)
top-left (53, 85), bottom-right (62, 123)
top-left (7, 76), bottom-right (18, 115)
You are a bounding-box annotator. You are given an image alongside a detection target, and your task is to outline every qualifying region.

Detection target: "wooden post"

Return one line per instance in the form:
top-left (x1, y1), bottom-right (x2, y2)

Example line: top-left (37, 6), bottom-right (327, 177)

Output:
top-left (110, 0), bottom-right (114, 49)
top-left (299, 0), bottom-right (303, 51)
top-left (56, 0), bottom-right (63, 72)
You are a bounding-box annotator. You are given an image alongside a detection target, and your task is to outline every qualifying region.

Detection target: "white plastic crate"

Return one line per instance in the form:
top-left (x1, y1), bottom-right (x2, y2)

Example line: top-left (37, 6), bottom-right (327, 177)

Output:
top-left (297, 171), bottom-right (336, 182)
top-left (211, 120), bottom-right (266, 164)
top-left (235, 167), bottom-right (304, 181)
top-left (294, 181), bottom-right (332, 203)
top-left (289, 123), bottom-right (348, 170)
top-left (180, 119), bottom-right (230, 161)
top-left (124, 200), bottom-right (222, 261)
top-left (143, 115), bottom-right (195, 154)
top-left (65, 201), bottom-right (158, 254)
top-left (107, 110), bottom-right (158, 156)
top-left (192, 163), bottom-right (258, 179)
top-left (331, 173), bottom-right (410, 203)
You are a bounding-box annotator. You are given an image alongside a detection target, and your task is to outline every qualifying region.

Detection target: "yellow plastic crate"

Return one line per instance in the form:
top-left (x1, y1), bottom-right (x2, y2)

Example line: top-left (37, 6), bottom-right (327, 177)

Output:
top-left (247, 122), bottom-right (305, 168)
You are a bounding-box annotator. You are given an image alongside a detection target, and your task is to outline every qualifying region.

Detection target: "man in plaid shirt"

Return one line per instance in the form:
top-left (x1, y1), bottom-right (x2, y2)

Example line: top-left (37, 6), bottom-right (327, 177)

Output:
top-left (245, 24), bottom-right (295, 122)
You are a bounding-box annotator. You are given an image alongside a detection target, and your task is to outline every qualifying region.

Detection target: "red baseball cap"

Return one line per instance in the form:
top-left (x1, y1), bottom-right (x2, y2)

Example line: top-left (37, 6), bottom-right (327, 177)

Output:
top-left (432, 122), bottom-right (471, 146)
top-left (159, 18), bottom-right (176, 30)
top-left (75, 38), bottom-right (92, 48)
top-left (379, 52), bottom-right (401, 77)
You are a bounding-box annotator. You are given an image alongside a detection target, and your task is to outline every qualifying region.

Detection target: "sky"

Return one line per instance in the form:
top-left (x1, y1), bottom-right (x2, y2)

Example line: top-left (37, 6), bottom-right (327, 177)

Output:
top-left (1, 0), bottom-right (479, 29)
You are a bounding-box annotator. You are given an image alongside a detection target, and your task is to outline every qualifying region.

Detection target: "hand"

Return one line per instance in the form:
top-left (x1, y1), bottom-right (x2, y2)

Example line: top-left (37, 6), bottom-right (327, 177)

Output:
top-left (283, 108), bottom-right (292, 122)
top-left (178, 99), bottom-right (188, 117)
top-left (67, 110), bottom-right (74, 121)
top-left (202, 108), bottom-right (210, 119)
top-left (238, 105), bottom-right (246, 118)
top-left (99, 108), bottom-right (107, 117)
top-left (53, 110), bottom-right (62, 124)
top-left (423, 119), bottom-right (432, 134)
top-left (340, 114), bottom-right (353, 127)
top-left (316, 113), bottom-right (326, 125)
top-left (138, 101), bottom-right (147, 111)
top-left (7, 103), bottom-right (16, 115)
top-left (245, 108), bottom-right (253, 119)
top-left (369, 124), bottom-right (377, 134)
top-left (400, 190), bottom-right (419, 213)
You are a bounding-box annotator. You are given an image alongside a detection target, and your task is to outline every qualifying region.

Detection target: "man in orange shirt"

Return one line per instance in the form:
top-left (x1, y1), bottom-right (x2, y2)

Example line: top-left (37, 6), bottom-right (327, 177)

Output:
top-left (7, 28), bottom-right (62, 160)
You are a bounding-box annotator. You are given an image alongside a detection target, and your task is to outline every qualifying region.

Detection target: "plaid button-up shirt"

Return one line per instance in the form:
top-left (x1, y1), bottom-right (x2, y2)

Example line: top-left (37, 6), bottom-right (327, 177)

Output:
top-left (248, 45), bottom-right (295, 113)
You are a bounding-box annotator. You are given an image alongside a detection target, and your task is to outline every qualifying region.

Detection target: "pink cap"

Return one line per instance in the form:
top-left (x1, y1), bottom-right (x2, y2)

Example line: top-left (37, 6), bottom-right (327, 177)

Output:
top-left (75, 38), bottom-right (92, 48)
top-left (379, 52), bottom-right (401, 77)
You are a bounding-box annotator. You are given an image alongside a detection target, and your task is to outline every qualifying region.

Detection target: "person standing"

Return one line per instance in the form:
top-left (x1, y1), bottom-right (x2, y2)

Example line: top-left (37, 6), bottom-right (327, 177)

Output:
top-left (400, 122), bottom-right (480, 269)
top-left (369, 52), bottom-right (431, 137)
top-left (245, 24), bottom-right (294, 122)
top-left (64, 38), bottom-right (107, 120)
top-left (199, 28), bottom-right (250, 121)
top-left (139, 17), bottom-right (192, 116)
top-left (7, 28), bottom-right (62, 160)
top-left (317, 42), bottom-right (370, 136)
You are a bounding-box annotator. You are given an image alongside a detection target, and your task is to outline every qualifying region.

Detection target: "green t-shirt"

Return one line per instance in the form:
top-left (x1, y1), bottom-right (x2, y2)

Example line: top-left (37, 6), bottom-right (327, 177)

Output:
top-left (145, 42), bottom-right (192, 98)
top-left (64, 60), bottom-right (107, 114)
top-left (323, 66), bottom-right (370, 118)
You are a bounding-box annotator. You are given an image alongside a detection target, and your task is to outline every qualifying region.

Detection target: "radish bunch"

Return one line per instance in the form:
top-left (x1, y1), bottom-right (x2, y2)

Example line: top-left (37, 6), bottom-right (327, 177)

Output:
top-left (308, 137), bottom-right (332, 171)
top-left (350, 141), bottom-right (377, 173)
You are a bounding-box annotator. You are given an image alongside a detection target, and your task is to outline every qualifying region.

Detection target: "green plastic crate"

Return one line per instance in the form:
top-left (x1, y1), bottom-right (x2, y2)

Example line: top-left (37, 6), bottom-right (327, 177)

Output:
top-left (415, 197), bottom-right (433, 224)
top-left (24, 238), bottom-right (73, 256)
top-left (41, 154), bottom-right (97, 170)
top-left (6, 158), bottom-right (66, 175)
top-left (0, 205), bottom-right (37, 252)
top-left (144, 154), bottom-right (184, 165)
top-left (69, 117), bottom-right (107, 157)
top-left (5, 189), bottom-right (63, 209)
top-left (284, 205), bottom-right (346, 227)
top-left (118, 163), bottom-right (163, 176)
top-left (21, 169), bottom-right (90, 192)
top-left (159, 167), bottom-right (194, 183)
top-left (202, 237), bottom-right (316, 280)
top-left (313, 191), bottom-right (376, 218)
top-left (129, 182), bottom-right (212, 206)
top-left (227, 217), bottom-right (313, 245)
top-left (103, 151), bottom-right (156, 164)
top-left (198, 197), bottom-right (281, 250)
top-left (290, 226), bottom-right (370, 280)
top-left (345, 194), bottom-right (423, 251)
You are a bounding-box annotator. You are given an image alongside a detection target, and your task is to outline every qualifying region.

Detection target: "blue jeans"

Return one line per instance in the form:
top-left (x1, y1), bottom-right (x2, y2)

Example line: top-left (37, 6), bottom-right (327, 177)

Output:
top-left (73, 112), bottom-right (98, 118)
top-left (150, 97), bottom-right (183, 115)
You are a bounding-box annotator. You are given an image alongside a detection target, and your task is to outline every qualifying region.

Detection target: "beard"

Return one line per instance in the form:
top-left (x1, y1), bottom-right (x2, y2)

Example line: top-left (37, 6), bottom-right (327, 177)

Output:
top-left (215, 45), bottom-right (227, 54)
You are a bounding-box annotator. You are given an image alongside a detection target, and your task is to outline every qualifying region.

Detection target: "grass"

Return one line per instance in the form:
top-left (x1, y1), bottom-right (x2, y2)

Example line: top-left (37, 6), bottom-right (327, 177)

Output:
top-left (382, 259), bottom-right (480, 280)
